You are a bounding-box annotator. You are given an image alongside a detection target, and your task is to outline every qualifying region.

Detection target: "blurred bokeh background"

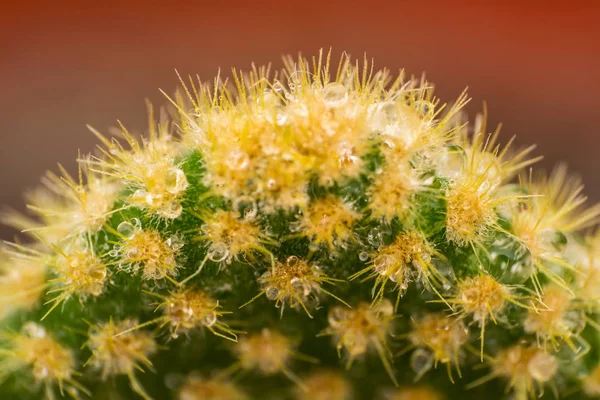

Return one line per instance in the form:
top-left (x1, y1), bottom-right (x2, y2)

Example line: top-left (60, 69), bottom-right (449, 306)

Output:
top-left (1, 0), bottom-right (599, 238)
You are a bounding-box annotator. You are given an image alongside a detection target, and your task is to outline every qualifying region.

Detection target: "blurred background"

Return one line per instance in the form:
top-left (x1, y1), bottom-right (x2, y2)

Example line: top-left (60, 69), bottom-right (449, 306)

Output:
top-left (1, 0), bottom-right (599, 238)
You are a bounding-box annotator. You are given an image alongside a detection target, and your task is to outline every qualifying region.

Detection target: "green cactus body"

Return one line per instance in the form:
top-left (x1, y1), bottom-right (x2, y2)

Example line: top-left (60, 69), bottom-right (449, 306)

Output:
top-left (2, 51), bottom-right (600, 400)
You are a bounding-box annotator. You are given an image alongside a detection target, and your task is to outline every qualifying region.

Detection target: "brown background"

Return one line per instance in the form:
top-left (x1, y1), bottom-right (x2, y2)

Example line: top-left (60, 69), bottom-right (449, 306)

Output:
top-left (1, 0), bottom-right (599, 238)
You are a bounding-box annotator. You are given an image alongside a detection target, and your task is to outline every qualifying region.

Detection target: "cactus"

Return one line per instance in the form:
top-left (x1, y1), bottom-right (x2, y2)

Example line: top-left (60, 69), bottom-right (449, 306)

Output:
top-left (1, 50), bottom-right (600, 400)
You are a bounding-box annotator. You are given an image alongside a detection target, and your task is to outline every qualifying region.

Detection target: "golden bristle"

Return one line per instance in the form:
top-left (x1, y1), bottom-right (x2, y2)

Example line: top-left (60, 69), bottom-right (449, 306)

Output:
top-left (149, 289), bottom-right (235, 341)
top-left (86, 319), bottom-right (157, 400)
top-left (232, 328), bottom-right (309, 386)
top-left (350, 230), bottom-right (444, 309)
top-left (112, 221), bottom-right (182, 282)
top-left (0, 323), bottom-right (87, 399)
top-left (469, 343), bottom-right (558, 400)
top-left (89, 111), bottom-right (188, 219)
top-left (408, 313), bottom-right (468, 382)
top-left (445, 179), bottom-right (499, 247)
top-left (444, 274), bottom-right (531, 359)
top-left (523, 285), bottom-right (586, 353)
top-left (290, 196), bottom-right (359, 251)
top-left (112, 288), bottom-right (236, 343)
top-left (256, 255), bottom-right (347, 317)
top-left (193, 209), bottom-right (275, 265)
top-left (366, 164), bottom-right (423, 222)
top-left (2, 159), bottom-right (120, 245)
top-left (568, 232), bottom-right (600, 308)
top-left (0, 248), bottom-right (47, 320)
top-left (442, 110), bottom-right (540, 251)
top-left (322, 300), bottom-right (397, 385)
top-left (507, 166), bottom-right (600, 293)
top-left (30, 237), bottom-right (110, 317)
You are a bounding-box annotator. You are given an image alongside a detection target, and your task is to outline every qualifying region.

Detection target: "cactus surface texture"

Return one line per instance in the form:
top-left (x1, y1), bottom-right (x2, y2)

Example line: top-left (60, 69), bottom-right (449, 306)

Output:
top-left (2, 51), bottom-right (600, 400)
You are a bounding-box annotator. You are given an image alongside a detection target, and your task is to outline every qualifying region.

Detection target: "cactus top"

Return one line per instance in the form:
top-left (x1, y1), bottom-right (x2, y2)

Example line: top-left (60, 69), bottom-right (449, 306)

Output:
top-left (1, 50), bottom-right (600, 400)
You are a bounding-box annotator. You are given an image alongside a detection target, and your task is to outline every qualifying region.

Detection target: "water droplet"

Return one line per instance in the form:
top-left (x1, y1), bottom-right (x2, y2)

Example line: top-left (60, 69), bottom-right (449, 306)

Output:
top-left (410, 348), bottom-right (433, 379)
top-left (377, 299), bottom-right (394, 317)
top-left (378, 101), bottom-right (397, 123)
top-left (367, 228), bottom-right (384, 247)
top-left (225, 149), bottom-right (250, 171)
top-left (358, 251), bottom-right (369, 261)
top-left (22, 322), bottom-right (46, 338)
top-left (161, 201), bottom-right (183, 219)
top-left (239, 200), bottom-right (258, 219)
top-left (323, 83), bottom-right (348, 108)
top-left (291, 277), bottom-right (309, 296)
top-left (165, 168), bottom-right (188, 194)
top-left (117, 221), bottom-right (136, 238)
top-left (440, 145), bottom-right (466, 178)
top-left (272, 81), bottom-right (284, 93)
top-left (132, 189), bottom-right (147, 201)
top-left (201, 312), bottom-right (217, 327)
top-left (260, 92), bottom-right (281, 109)
top-left (166, 236), bottom-right (184, 250)
top-left (261, 270), bottom-right (272, 279)
top-left (208, 244), bottom-right (229, 263)
top-left (33, 365), bottom-right (49, 379)
top-left (414, 100), bottom-right (434, 118)
top-left (89, 264), bottom-right (107, 281)
top-left (266, 287), bottom-right (280, 300)
top-left (286, 256), bottom-right (300, 266)
top-left (126, 248), bottom-right (139, 259)
top-left (89, 283), bottom-right (104, 296)
top-left (74, 235), bottom-right (90, 250)
top-left (528, 352), bottom-right (557, 382)
top-left (164, 373), bottom-right (184, 390)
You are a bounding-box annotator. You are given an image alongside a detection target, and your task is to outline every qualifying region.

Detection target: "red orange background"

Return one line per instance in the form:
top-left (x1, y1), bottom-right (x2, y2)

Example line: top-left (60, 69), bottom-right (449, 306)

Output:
top-left (1, 0), bottom-right (599, 237)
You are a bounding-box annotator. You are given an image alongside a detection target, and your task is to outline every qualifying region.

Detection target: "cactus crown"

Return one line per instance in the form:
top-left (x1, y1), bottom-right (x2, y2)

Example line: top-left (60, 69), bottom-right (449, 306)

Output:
top-left (2, 50), bottom-right (600, 400)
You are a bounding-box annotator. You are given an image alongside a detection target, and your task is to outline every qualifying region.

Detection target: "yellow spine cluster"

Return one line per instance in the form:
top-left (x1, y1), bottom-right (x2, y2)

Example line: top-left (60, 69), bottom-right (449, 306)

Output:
top-left (0, 323), bottom-right (87, 399)
top-left (0, 248), bottom-right (47, 319)
top-left (295, 370), bottom-right (351, 400)
top-left (178, 374), bottom-right (247, 400)
top-left (407, 313), bottom-right (468, 382)
top-left (323, 300), bottom-right (397, 385)
top-left (85, 319), bottom-right (157, 400)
